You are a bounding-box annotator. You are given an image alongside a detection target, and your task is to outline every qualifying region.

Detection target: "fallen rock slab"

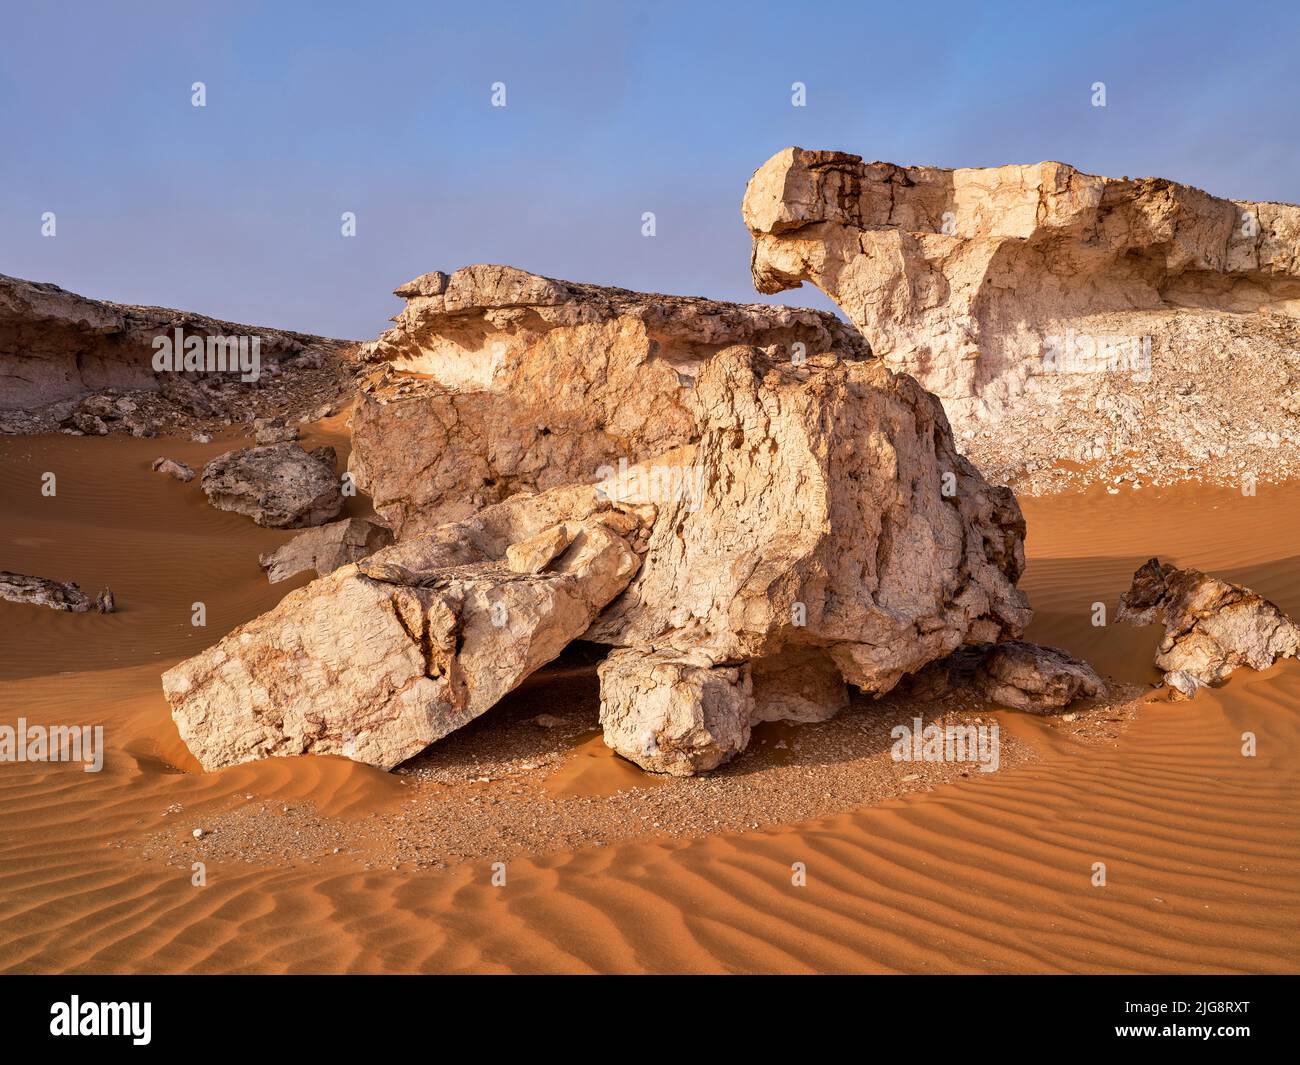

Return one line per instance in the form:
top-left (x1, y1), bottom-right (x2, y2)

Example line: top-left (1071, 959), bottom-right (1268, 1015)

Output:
top-left (258, 517), bottom-right (394, 584)
top-left (201, 442), bottom-right (344, 528)
top-left (1117, 557), bottom-right (1300, 696)
top-left (163, 504), bottom-right (648, 771)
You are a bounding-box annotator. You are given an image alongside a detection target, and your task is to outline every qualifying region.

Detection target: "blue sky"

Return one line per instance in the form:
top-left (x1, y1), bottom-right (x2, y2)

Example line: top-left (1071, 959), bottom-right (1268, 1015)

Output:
top-left (2, 0), bottom-right (1297, 339)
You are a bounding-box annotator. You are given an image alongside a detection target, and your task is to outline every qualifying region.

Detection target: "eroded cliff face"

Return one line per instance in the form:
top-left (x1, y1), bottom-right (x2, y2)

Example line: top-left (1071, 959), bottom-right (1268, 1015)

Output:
top-left (0, 273), bottom-right (350, 430)
top-left (744, 148), bottom-right (1300, 490)
top-left (348, 263), bottom-right (873, 537)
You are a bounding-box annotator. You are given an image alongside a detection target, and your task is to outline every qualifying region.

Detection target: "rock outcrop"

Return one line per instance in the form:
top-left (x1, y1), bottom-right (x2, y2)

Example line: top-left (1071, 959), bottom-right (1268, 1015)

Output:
top-left (163, 497), bottom-right (650, 771)
top-left (878, 638), bottom-right (1105, 713)
top-left (744, 148), bottom-right (1300, 490)
top-left (349, 263), bottom-right (872, 537)
top-left (201, 443), bottom-right (345, 528)
top-left (259, 517), bottom-right (394, 584)
top-left (166, 267), bottom-right (1033, 776)
top-left (1117, 557), bottom-right (1300, 697)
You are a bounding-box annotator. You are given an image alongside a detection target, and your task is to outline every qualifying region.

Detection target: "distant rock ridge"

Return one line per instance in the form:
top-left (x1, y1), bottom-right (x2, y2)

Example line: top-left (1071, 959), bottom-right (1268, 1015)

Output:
top-left (0, 272), bottom-right (350, 415)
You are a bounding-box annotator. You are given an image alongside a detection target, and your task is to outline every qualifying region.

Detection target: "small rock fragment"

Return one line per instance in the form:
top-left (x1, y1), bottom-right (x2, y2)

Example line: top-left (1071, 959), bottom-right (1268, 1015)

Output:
top-left (258, 517), bottom-right (394, 584)
top-left (152, 457), bottom-right (195, 482)
top-left (598, 650), bottom-right (753, 776)
top-left (974, 640), bottom-right (1106, 712)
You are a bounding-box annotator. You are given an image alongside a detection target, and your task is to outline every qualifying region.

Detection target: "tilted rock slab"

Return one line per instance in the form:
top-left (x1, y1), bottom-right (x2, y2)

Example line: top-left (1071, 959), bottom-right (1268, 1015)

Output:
top-left (259, 516), bottom-right (394, 584)
top-left (163, 502), bottom-right (648, 771)
top-left (349, 263), bottom-right (872, 537)
top-left (1117, 557), bottom-right (1300, 698)
top-left (743, 149), bottom-right (1300, 485)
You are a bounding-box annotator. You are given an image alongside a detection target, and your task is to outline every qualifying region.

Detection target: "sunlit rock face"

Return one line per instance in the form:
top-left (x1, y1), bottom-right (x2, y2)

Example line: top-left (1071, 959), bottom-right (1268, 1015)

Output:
top-left (349, 263), bottom-right (872, 538)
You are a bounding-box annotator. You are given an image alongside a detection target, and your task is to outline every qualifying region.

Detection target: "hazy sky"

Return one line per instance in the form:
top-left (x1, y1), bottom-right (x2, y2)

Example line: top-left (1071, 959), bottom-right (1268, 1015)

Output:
top-left (3, 0), bottom-right (1297, 339)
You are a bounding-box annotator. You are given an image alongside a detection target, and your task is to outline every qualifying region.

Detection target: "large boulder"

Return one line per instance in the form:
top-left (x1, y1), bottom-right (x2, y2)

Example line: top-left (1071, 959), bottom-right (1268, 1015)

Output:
top-left (580, 345), bottom-right (1029, 772)
top-left (1117, 557), bottom-right (1300, 697)
top-left (743, 148), bottom-right (1300, 487)
top-left (586, 346), bottom-right (1030, 684)
top-left (201, 443), bottom-right (344, 528)
top-left (162, 502), bottom-right (649, 771)
top-left (349, 263), bottom-right (872, 537)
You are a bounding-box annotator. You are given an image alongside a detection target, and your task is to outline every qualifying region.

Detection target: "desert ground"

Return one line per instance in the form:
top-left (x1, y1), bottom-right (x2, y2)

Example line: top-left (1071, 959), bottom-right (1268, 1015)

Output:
top-left (1, 417), bottom-right (1297, 972)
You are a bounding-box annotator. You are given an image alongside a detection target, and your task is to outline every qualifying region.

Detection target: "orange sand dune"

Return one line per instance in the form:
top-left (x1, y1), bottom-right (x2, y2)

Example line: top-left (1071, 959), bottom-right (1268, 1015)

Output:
top-left (1, 434), bottom-right (1297, 973)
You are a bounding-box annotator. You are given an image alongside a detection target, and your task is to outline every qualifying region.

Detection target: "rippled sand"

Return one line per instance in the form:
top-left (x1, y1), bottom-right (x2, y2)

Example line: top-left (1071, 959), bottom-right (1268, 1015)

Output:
top-left (1, 431), bottom-right (1297, 973)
